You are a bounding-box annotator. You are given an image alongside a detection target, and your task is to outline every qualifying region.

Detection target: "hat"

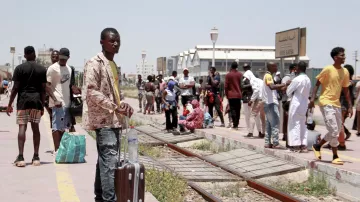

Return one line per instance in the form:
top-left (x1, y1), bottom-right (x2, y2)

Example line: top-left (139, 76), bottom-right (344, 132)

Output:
top-left (59, 48), bottom-right (70, 59)
top-left (183, 67), bottom-right (189, 72)
top-left (276, 71), bottom-right (280, 75)
top-left (169, 76), bottom-right (175, 81)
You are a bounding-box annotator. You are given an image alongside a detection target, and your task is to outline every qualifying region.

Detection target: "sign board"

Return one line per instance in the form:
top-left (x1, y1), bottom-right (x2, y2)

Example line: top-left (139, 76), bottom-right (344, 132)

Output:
top-left (10, 47), bottom-right (15, 53)
top-left (157, 57), bottom-right (166, 72)
top-left (275, 28), bottom-right (306, 58)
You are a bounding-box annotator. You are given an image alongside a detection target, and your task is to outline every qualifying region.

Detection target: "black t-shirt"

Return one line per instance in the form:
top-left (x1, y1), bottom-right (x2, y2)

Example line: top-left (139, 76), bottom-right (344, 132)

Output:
top-left (12, 61), bottom-right (47, 110)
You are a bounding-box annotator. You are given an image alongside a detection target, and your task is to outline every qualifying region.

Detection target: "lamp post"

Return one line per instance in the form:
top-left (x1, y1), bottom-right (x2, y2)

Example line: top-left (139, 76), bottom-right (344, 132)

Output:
top-left (141, 50), bottom-right (146, 76)
top-left (224, 49), bottom-right (230, 72)
top-left (210, 27), bottom-right (219, 67)
top-left (17, 53), bottom-right (22, 65)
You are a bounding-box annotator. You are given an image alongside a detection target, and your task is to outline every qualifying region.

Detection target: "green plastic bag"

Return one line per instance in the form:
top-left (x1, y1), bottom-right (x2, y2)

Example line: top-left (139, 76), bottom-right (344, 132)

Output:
top-left (55, 132), bottom-right (86, 163)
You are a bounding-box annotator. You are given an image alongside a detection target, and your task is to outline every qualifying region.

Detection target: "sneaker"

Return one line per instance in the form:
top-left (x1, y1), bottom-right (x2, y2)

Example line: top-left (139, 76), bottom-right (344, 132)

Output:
top-left (246, 133), bottom-right (253, 137)
top-left (14, 155), bottom-right (26, 167)
top-left (219, 123), bottom-right (225, 127)
top-left (231, 127), bottom-right (239, 131)
top-left (338, 145), bottom-right (347, 151)
top-left (32, 154), bottom-right (41, 166)
top-left (282, 135), bottom-right (287, 141)
top-left (272, 143), bottom-right (280, 149)
top-left (264, 144), bottom-right (272, 148)
top-left (52, 150), bottom-right (58, 157)
top-left (258, 132), bottom-right (265, 138)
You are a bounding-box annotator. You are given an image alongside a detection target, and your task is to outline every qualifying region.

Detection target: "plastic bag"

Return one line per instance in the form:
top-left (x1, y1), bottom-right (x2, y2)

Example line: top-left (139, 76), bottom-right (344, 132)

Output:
top-left (55, 132), bottom-right (86, 163)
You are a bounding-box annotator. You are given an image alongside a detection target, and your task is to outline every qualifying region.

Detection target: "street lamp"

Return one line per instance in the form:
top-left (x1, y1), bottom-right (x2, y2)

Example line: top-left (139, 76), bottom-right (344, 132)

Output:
top-left (210, 27), bottom-right (219, 67)
top-left (224, 49), bottom-right (230, 72)
top-left (141, 50), bottom-right (146, 76)
top-left (17, 53), bottom-right (22, 65)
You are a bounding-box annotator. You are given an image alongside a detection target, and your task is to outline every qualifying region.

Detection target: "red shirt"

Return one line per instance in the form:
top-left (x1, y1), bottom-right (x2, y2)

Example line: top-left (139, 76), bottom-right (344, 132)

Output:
top-left (225, 69), bottom-right (243, 99)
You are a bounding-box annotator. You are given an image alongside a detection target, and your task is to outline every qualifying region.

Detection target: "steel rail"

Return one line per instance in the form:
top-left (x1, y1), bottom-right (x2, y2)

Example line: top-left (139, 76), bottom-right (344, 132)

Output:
top-left (136, 127), bottom-right (303, 202)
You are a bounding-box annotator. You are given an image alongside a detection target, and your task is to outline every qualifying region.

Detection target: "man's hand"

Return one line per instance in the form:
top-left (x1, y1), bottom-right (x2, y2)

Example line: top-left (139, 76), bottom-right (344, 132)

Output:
top-left (116, 102), bottom-right (134, 118)
top-left (308, 100), bottom-right (315, 109)
top-left (177, 105), bottom-right (180, 109)
top-left (71, 86), bottom-right (81, 94)
top-left (6, 105), bottom-right (13, 116)
top-left (348, 107), bottom-right (353, 118)
top-left (54, 101), bottom-right (62, 108)
top-left (248, 100), bottom-right (253, 106)
top-left (286, 80), bottom-right (291, 86)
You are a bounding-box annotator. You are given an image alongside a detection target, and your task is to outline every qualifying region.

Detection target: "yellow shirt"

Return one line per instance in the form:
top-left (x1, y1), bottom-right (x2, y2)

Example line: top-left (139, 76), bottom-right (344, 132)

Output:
top-left (316, 65), bottom-right (350, 108)
top-left (109, 61), bottom-right (121, 106)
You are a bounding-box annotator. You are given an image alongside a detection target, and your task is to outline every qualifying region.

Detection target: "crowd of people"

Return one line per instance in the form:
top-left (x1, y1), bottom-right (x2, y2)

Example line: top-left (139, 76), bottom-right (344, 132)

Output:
top-left (3, 25), bottom-right (359, 202)
top-left (136, 47), bottom-right (359, 166)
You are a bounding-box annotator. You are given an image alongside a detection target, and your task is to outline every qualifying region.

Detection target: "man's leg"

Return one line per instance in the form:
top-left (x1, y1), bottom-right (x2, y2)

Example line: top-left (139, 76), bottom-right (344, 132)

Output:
top-left (138, 94), bottom-right (142, 112)
top-left (30, 122), bottom-right (41, 166)
top-left (96, 128), bottom-right (120, 202)
top-left (14, 109), bottom-right (29, 167)
top-left (172, 107), bottom-right (178, 129)
top-left (282, 105), bottom-right (288, 142)
top-left (94, 136), bottom-right (103, 202)
top-left (52, 107), bottom-right (66, 152)
top-left (313, 105), bottom-right (343, 164)
top-left (165, 109), bottom-right (172, 130)
top-left (270, 104), bottom-right (280, 147)
top-left (228, 99), bottom-right (237, 128)
top-left (243, 102), bottom-right (252, 134)
top-left (250, 100), bottom-right (264, 137)
top-left (264, 104), bottom-right (272, 147)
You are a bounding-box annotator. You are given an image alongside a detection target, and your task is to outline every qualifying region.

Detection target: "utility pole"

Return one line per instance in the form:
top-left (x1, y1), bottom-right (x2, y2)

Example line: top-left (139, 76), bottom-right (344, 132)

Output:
top-left (354, 51), bottom-right (358, 78)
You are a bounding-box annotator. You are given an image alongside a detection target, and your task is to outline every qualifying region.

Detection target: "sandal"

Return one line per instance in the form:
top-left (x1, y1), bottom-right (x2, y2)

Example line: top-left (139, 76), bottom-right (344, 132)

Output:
top-left (14, 155), bottom-right (26, 167)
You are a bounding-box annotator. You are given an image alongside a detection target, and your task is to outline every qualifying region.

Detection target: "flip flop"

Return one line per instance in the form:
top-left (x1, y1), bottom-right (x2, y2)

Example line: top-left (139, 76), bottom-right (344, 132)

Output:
top-left (332, 158), bottom-right (344, 165)
top-left (312, 145), bottom-right (321, 160)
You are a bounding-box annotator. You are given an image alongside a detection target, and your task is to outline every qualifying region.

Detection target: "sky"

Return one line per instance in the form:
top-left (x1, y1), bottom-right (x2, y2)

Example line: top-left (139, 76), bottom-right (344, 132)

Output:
top-left (1, 0), bottom-right (360, 74)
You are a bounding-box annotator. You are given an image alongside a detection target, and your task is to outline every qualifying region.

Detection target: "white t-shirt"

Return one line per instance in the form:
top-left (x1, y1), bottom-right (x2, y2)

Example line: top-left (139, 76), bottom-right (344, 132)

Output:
top-left (47, 62), bottom-right (72, 108)
top-left (179, 76), bottom-right (195, 96)
top-left (262, 73), bottom-right (279, 105)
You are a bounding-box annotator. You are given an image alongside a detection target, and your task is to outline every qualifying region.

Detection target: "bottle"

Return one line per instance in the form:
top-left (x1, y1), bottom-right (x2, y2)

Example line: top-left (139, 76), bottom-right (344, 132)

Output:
top-left (307, 108), bottom-right (313, 124)
top-left (127, 126), bottom-right (139, 163)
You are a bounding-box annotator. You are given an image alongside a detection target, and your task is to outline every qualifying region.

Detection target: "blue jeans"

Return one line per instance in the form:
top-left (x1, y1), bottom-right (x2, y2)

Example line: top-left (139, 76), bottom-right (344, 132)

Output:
top-left (264, 103), bottom-right (280, 145)
top-left (52, 107), bottom-right (72, 131)
top-left (94, 128), bottom-right (120, 202)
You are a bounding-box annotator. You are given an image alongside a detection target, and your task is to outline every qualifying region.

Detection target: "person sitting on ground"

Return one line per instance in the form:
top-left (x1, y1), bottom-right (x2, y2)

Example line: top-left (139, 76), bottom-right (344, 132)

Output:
top-left (179, 99), bottom-right (204, 132)
top-left (203, 112), bottom-right (213, 128)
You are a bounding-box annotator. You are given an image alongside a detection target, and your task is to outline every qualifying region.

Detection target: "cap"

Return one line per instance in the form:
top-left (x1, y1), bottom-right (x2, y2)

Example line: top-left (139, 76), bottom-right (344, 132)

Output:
top-left (276, 72), bottom-right (280, 75)
top-left (169, 76), bottom-right (175, 81)
top-left (59, 48), bottom-right (70, 59)
top-left (183, 67), bottom-right (189, 72)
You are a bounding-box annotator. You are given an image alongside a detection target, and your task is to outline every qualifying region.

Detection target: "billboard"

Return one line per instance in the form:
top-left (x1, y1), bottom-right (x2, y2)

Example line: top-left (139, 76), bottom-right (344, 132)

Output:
top-left (275, 27), bottom-right (306, 58)
top-left (157, 57), bottom-right (166, 72)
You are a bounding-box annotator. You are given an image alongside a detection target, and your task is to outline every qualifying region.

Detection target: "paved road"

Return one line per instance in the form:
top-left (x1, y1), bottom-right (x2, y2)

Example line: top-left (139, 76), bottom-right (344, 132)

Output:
top-left (0, 95), bottom-right (158, 202)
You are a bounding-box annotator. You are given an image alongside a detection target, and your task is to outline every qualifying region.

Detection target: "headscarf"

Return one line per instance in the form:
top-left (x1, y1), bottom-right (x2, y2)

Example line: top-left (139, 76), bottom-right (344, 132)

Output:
top-left (167, 80), bottom-right (175, 91)
top-left (191, 99), bottom-right (200, 109)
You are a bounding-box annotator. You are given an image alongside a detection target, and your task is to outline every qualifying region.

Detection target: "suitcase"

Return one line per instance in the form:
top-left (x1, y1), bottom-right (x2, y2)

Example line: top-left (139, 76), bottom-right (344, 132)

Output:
top-left (115, 115), bottom-right (146, 202)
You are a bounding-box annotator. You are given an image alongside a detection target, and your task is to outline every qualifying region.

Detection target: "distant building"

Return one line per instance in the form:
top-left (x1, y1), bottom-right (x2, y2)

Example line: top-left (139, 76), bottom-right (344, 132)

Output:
top-left (175, 45), bottom-right (310, 80)
top-left (136, 60), bottom-right (155, 78)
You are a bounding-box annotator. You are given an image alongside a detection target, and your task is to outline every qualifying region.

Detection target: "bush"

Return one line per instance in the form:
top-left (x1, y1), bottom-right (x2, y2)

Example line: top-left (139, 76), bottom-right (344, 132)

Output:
top-left (146, 169), bottom-right (187, 202)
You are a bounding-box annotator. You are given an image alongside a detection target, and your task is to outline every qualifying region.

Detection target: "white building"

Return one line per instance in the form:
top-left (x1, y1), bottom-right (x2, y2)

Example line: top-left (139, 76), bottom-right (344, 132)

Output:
top-left (136, 60), bottom-right (155, 77)
top-left (175, 45), bottom-right (309, 79)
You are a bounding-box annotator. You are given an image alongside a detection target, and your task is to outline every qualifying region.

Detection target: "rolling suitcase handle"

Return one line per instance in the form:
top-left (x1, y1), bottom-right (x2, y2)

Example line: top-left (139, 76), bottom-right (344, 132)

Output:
top-left (118, 112), bottom-right (129, 167)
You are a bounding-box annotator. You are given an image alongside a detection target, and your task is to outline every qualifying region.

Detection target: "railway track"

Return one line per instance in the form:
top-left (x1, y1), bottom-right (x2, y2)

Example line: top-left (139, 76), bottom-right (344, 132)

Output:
top-left (134, 124), bottom-right (303, 202)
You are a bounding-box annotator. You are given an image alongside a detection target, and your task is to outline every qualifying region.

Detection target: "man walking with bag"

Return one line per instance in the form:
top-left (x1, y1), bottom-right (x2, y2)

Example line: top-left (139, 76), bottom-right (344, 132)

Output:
top-left (82, 27), bottom-right (134, 202)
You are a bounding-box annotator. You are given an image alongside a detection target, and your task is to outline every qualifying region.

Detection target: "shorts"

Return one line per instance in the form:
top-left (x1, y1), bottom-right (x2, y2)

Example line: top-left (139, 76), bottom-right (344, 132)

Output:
top-left (16, 109), bottom-right (42, 124)
top-left (52, 107), bottom-right (72, 132)
top-left (320, 105), bottom-right (342, 147)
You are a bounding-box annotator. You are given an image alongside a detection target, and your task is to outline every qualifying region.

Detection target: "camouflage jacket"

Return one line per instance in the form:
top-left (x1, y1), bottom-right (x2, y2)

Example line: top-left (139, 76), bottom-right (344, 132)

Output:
top-left (82, 52), bottom-right (124, 130)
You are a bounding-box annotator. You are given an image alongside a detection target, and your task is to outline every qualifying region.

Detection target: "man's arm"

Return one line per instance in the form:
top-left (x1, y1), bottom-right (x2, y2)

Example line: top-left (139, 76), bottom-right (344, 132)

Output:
top-left (343, 87), bottom-right (353, 118)
top-left (265, 74), bottom-right (285, 90)
top-left (250, 81), bottom-right (259, 102)
top-left (8, 81), bottom-right (19, 107)
top-left (224, 75), bottom-right (229, 98)
top-left (46, 67), bottom-right (60, 104)
top-left (286, 79), bottom-right (298, 97)
top-left (85, 60), bottom-right (118, 113)
top-left (308, 80), bottom-right (321, 108)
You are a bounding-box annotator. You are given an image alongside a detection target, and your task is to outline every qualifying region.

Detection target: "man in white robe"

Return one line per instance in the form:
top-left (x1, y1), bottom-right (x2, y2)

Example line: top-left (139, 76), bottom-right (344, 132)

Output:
top-left (286, 61), bottom-right (311, 151)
